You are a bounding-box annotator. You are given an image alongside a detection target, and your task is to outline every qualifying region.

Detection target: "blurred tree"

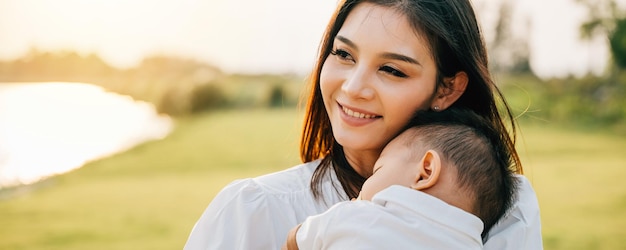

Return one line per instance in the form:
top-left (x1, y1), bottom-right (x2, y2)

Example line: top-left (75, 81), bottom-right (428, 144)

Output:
top-left (0, 48), bottom-right (117, 83)
top-left (572, 0), bottom-right (626, 130)
top-left (487, 0), bottom-right (532, 75)
top-left (0, 48), bottom-right (306, 116)
top-left (577, 0), bottom-right (626, 69)
top-left (268, 84), bottom-right (286, 108)
top-left (189, 82), bottom-right (228, 113)
top-left (610, 19), bottom-right (626, 68)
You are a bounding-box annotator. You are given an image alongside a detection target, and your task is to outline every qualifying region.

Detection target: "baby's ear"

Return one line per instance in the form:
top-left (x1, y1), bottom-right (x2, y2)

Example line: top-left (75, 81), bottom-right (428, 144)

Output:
top-left (410, 150), bottom-right (441, 190)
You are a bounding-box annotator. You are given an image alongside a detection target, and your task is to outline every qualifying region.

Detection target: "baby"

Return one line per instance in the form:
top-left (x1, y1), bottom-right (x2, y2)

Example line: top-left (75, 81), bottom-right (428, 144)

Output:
top-left (284, 108), bottom-right (518, 249)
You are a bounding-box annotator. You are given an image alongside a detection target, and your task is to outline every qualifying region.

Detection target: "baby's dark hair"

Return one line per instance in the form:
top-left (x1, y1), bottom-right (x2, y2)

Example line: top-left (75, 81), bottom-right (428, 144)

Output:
top-left (403, 108), bottom-right (518, 238)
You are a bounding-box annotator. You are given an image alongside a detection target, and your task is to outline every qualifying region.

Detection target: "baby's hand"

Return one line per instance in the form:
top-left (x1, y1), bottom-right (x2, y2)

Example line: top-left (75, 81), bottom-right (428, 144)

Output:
top-left (283, 223), bottom-right (302, 250)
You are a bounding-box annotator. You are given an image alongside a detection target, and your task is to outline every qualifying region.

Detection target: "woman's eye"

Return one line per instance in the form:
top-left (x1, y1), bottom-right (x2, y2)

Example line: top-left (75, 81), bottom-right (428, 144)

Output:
top-left (380, 65), bottom-right (407, 78)
top-left (330, 49), bottom-right (354, 62)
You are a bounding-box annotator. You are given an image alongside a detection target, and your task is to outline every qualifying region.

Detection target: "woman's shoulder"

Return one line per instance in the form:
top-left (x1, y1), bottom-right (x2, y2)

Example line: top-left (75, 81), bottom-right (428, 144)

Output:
top-left (483, 174), bottom-right (543, 249)
top-left (241, 159), bottom-right (322, 194)
top-left (508, 174), bottom-right (541, 227)
top-left (513, 174), bottom-right (540, 208)
top-left (213, 159), bottom-right (345, 211)
top-left (213, 160), bottom-right (323, 203)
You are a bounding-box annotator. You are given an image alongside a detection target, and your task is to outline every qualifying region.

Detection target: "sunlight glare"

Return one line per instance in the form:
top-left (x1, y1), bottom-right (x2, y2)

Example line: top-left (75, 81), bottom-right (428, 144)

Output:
top-left (0, 82), bottom-right (173, 188)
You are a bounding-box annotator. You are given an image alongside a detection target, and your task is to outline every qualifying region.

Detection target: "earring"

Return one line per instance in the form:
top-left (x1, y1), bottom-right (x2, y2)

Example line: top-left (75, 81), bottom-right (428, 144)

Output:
top-left (433, 106), bottom-right (439, 111)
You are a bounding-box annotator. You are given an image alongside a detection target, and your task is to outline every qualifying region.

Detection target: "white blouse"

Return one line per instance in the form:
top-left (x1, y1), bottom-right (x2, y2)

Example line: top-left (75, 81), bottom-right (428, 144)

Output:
top-left (184, 160), bottom-right (543, 250)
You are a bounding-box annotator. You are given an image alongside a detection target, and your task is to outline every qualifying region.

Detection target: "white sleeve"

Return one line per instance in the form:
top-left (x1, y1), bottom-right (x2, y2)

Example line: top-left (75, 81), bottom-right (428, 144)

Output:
top-left (484, 175), bottom-right (543, 250)
top-left (183, 179), bottom-right (283, 250)
top-left (296, 202), bottom-right (361, 250)
top-left (294, 207), bottom-right (331, 250)
top-left (296, 202), bottom-right (395, 250)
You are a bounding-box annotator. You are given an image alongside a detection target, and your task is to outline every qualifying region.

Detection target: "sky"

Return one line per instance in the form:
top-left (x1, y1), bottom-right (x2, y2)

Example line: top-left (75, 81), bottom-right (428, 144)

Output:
top-left (0, 0), bottom-right (611, 79)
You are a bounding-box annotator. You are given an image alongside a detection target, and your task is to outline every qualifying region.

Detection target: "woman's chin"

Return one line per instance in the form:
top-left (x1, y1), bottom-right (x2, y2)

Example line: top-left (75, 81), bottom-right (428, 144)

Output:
top-left (334, 135), bottom-right (379, 152)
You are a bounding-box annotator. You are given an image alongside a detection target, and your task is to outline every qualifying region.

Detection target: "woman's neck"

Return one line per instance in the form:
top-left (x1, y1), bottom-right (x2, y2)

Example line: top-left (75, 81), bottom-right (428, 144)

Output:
top-left (342, 148), bottom-right (381, 178)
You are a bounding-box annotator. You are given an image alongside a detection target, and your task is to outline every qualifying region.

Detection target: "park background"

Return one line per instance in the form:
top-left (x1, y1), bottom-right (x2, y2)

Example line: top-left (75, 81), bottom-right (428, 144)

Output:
top-left (0, 0), bottom-right (625, 249)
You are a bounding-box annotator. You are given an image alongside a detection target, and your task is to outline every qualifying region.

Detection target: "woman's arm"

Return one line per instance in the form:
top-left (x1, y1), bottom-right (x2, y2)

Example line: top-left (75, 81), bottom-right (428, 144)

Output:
top-left (183, 179), bottom-right (283, 250)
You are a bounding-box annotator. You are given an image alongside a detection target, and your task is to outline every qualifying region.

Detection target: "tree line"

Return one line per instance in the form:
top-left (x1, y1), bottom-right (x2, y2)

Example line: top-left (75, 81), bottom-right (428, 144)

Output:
top-left (0, 49), bottom-right (303, 116)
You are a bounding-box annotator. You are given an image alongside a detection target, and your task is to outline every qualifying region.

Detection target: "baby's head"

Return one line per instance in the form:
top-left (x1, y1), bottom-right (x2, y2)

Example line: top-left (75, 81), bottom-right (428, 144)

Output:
top-left (359, 108), bottom-right (518, 236)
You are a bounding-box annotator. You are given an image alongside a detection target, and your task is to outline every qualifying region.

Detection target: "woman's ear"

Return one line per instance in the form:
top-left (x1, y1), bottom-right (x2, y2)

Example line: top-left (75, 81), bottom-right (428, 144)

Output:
top-left (410, 150), bottom-right (441, 190)
top-left (431, 71), bottom-right (468, 111)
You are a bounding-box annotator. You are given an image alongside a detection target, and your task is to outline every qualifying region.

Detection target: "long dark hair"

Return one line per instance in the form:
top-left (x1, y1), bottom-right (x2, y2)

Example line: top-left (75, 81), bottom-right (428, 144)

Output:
top-left (300, 0), bottom-right (522, 200)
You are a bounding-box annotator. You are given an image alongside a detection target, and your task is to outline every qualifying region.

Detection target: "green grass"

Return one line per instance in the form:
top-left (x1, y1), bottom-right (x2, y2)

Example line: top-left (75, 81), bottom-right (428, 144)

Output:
top-left (1, 108), bottom-right (625, 249)
top-left (0, 108), bottom-right (303, 250)
top-left (516, 121), bottom-right (626, 249)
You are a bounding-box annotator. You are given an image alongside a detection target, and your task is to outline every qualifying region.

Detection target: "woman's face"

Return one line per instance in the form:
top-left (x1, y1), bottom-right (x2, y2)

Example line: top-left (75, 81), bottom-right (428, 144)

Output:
top-left (320, 3), bottom-right (438, 163)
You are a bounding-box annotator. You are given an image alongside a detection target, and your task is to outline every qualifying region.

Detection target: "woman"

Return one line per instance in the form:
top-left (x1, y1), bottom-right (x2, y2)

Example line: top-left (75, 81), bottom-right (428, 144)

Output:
top-left (185, 0), bottom-right (542, 249)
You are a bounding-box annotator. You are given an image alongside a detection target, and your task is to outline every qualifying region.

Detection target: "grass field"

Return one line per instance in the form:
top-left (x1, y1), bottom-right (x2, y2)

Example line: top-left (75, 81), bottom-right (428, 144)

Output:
top-left (0, 108), bottom-right (625, 250)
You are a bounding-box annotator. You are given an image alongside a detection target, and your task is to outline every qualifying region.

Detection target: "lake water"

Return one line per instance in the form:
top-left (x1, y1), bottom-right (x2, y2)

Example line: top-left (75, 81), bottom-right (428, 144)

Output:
top-left (0, 82), bottom-right (173, 189)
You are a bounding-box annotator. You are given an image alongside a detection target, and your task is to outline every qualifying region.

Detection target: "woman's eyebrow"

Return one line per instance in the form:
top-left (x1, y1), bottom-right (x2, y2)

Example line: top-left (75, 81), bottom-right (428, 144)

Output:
top-left (336, 35), bottom-right (358, 50)
top-left (381, 52), bottom-right (421, 66)
top-left (335, 35), bottom-right (421, 66)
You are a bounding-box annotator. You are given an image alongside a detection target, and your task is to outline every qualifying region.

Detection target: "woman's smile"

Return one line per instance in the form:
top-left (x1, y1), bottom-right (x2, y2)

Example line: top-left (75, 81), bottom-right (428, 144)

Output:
top-left (338, 102), bottom-right (382, 126)
top-left (341, 104), bottom-right (379, 119)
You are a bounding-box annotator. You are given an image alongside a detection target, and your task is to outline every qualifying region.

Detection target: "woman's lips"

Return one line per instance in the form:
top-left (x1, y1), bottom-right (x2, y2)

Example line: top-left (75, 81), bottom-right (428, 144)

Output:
top-left (338, 103), bottom-right (381, 126)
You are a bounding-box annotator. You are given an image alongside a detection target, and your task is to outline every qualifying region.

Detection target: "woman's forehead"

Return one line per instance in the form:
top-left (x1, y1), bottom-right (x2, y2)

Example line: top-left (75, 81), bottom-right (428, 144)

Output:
top-left (337, 3), bottom-right (432, 57)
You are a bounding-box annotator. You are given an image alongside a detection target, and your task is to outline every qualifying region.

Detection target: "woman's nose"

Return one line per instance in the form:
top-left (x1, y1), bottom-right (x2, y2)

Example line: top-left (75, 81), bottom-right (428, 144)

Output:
top-left (341, 67), bottom-right (375, 100)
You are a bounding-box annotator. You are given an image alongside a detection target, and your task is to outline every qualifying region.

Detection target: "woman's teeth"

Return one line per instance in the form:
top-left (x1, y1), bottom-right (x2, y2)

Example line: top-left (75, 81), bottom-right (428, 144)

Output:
top-left (343, 106), bottom-right (376, 119)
